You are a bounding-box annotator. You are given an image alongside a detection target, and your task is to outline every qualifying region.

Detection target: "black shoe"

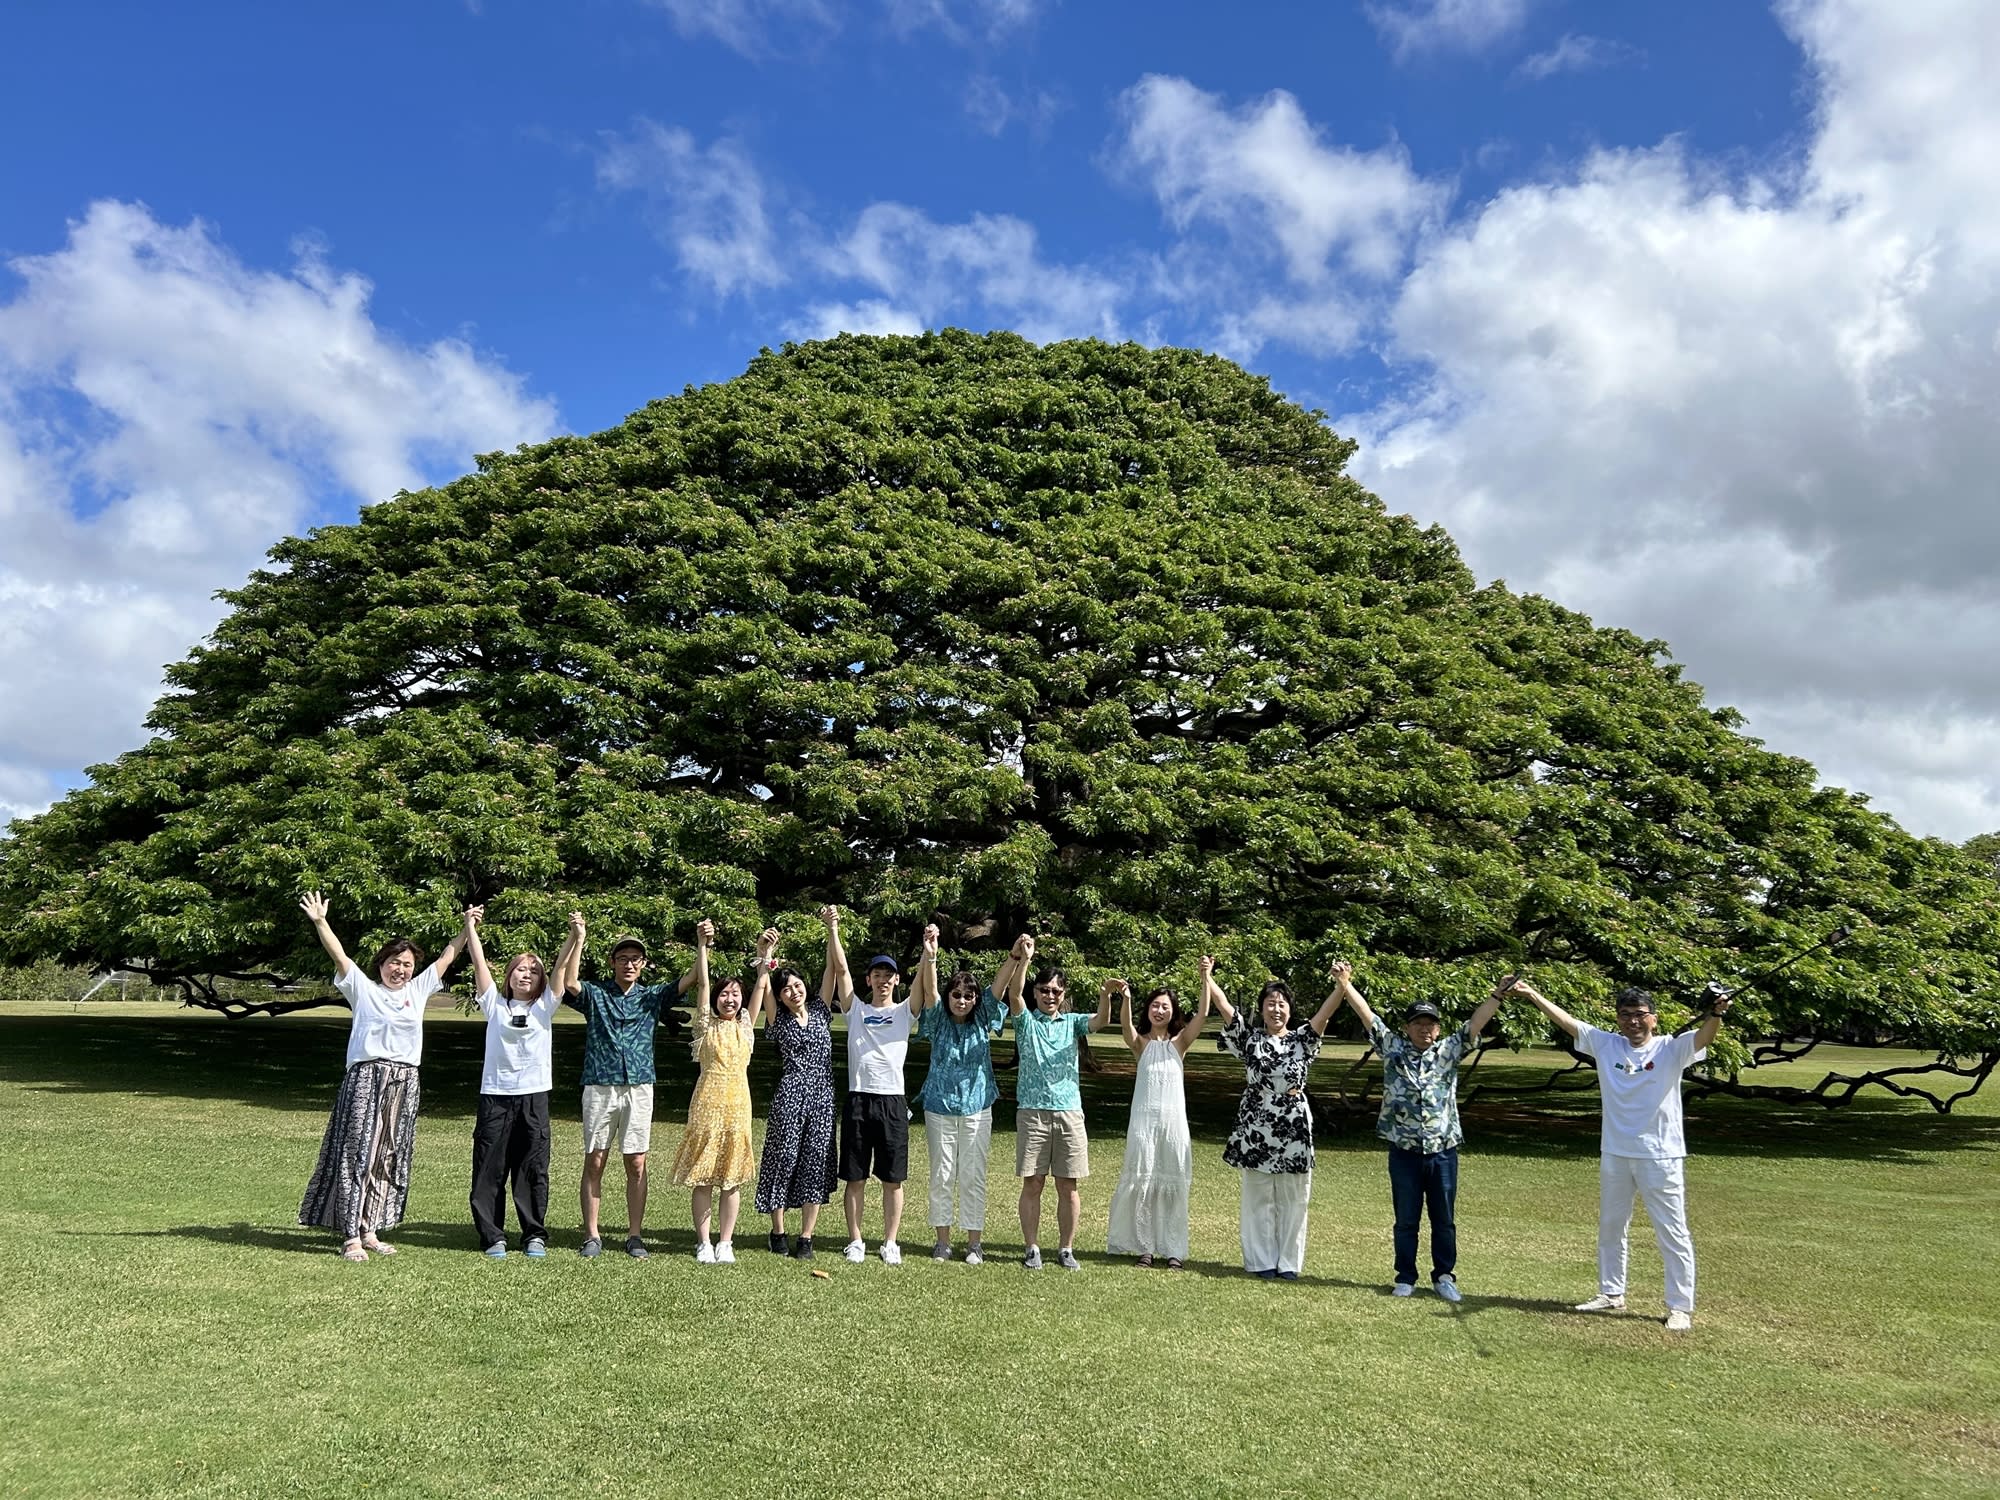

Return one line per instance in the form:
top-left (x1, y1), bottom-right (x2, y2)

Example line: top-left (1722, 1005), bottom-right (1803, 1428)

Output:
top-left (790, 1235), bottom-right (815, 1261)
top-left (768, 1230), bottom-right (791, 1256)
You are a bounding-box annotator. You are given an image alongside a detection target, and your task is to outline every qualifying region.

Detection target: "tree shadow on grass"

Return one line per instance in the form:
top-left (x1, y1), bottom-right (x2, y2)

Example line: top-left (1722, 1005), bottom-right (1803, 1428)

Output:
top-left (70, 1218), bottom-right (709, 1259)
top-left (9, 1012), bottom-right (1996, 1165)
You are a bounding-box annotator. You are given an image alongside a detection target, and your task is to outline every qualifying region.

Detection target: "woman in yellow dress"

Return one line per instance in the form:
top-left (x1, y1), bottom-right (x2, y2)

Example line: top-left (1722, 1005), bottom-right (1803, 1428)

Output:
top-left (671, 920), bottom-right (772, 1263)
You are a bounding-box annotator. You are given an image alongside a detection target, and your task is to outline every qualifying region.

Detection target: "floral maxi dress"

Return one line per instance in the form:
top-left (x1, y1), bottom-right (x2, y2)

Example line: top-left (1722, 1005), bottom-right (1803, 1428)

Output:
top-left (755, 996), bottom-right (839, 1213)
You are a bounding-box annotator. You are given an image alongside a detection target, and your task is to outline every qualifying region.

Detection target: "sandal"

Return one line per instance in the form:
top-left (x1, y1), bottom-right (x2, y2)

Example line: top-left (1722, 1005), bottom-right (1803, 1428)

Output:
top-left (340, 1240), bottom-right (369, 1263)
top-left (1137, 1254), bottom-right (1154, 1268)
top-left (1166, 1257), bottom-right (1184, 1271)
top-left (360, 1236), bottom-right (397, 1256)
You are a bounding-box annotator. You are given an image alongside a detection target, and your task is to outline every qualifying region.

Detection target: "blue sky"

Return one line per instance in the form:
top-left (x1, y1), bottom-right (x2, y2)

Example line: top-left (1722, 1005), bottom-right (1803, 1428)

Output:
top-left (4, 0), bottom-right (1998, 840)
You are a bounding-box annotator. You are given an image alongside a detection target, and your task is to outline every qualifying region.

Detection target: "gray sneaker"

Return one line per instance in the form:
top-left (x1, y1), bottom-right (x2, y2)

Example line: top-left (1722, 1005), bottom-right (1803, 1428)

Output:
top-left (1435, 1274), bottom-right (1462, 1304)
top-left (579, 1236), bottom-right (602, 1259)
top-left (931, 1242), bottom-right (953, 1261)
top-left (1057, 1247), bottom-right (1081, 1271)
top-left (625, 1236), bottom-right (649, 1260)
top-left (1022, 1245), bottom-right (1043, 1270)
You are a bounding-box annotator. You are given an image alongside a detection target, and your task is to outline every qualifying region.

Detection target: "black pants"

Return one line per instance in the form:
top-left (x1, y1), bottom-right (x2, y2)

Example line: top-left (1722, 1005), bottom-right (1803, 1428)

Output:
top-left (470, 1091), bottom-right (551, 1246)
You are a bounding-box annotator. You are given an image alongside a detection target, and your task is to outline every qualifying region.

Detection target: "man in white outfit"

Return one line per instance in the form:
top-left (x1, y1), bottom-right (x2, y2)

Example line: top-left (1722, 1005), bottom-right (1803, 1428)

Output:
top-left (1510, 980), bottom-right (1733, 1332)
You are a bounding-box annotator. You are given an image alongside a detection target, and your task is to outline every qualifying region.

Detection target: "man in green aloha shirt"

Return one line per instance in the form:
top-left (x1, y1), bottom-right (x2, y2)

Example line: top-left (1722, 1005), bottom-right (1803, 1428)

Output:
top-left (1333, 962), bottom-right (1514, 1302)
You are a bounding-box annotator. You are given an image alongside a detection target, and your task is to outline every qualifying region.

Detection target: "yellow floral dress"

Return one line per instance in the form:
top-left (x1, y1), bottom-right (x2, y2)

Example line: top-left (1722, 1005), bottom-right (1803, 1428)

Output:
top-left (670, 1003), bottom-right (757, 1189)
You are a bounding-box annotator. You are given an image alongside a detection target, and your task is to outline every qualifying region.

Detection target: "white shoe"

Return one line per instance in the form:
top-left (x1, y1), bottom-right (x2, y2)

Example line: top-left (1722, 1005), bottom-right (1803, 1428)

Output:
top-left (1392, 1282), bottom-right (1415, 1298)
top-left (879, 1241), bottom-right (902, 1266)
top-left (1575, 1293), bottom-right (1626, 1312)
top-left (1435, 1275), bottom-right (1462, 1304)
top-left (695, 1240), bottom-right (716, 1264)
top-left (715, 1241), bottom-right (735, 1265)
top-left (964, 1247), bottom-right (984, 1266)
top-left (843, 1239), bottom-right (866, 1264)
top-left (1665, 1309), bottom-right (1693, 1332)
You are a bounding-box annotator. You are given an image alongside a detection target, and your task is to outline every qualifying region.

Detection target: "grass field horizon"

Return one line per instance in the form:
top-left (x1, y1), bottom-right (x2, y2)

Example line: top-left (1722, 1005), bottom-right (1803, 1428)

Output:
top-left (5, 1001), bottom-right (1996, 1499)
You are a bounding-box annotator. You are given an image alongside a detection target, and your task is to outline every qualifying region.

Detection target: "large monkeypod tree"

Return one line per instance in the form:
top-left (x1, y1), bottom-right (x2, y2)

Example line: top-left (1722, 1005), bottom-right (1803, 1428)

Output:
top-left (3, 332), bottom-right (1995, 1104)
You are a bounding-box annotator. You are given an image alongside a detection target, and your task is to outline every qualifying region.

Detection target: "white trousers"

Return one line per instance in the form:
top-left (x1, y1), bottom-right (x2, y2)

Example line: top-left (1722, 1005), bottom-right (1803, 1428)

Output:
top-left (927, 1109), bottom-right (993, 1231)
top-left (1239, 1169), bottom-right (1311, 1275)
top-left (1598, 1154), bottom-right (1696, 1311)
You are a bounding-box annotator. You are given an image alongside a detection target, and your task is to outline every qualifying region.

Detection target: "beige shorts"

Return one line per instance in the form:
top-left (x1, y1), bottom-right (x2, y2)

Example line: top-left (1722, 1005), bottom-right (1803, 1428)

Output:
top-left (582, 1083), bottom-right (654, 1156)
top-left (1016, 1107), bottom-right (1089, 1180)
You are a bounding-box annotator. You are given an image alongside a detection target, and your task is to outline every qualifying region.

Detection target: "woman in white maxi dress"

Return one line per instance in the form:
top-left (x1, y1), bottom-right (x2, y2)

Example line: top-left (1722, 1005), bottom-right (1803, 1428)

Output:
top-left (1105, 957), bottom-right (1215, 1268)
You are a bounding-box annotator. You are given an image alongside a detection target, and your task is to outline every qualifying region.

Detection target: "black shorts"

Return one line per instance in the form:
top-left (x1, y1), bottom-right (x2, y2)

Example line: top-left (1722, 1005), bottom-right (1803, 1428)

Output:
top-left (839, 1092), bottom-right (910, 1183)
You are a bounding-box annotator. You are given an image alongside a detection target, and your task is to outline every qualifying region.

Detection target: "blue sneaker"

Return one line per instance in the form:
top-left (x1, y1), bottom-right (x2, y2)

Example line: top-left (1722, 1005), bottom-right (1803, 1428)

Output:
top-left (524, 1238), bottom-right (547, 1259)
top-left (483, 1242), bottom-right (507, 1259)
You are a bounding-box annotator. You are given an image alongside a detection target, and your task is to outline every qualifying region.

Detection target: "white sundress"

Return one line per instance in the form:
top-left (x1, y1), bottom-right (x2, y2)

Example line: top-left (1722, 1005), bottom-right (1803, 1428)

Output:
top-left (1106, 1039), bottom-right (1194, 1260)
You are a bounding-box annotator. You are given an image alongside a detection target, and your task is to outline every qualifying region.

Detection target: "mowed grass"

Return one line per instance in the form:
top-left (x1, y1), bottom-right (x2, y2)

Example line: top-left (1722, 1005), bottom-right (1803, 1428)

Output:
top-left (2, 1003), bottom-right (1996, 1500)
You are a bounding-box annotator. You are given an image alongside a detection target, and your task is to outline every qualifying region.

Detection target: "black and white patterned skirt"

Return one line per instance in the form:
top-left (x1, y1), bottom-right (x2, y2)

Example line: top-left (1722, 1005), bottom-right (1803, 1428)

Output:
top-left (298, 1059), bottom-right (421, 1239)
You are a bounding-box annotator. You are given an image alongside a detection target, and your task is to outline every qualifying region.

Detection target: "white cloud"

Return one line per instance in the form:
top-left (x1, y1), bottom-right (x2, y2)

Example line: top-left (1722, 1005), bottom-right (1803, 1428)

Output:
top-left (0, 201), bottom-right (557, 824)
top-left (1347, 0), bottom-right (2000, 838)
top-left (1514, 33), bottom-right (1641, 82)
top-left (596, 121), bottom-right (787, 297)
top-left (886, 0), bottom-right (1045, 42)
top-left (964, 73), bottom-right (1061, 137)
top-left (1366, 0), bottom-right (1533, 62)
top-left (787, 299), bottom-right (927, 340)
top-left (646, 0), bottom-right (837, 57)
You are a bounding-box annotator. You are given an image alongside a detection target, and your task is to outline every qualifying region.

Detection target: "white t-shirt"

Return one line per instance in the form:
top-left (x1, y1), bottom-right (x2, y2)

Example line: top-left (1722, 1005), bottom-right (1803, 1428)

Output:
top-left (846, 998), bottom-right (913, 1095)
top-left (1576, 1026), bottom-right (1706, 1159)
top-left (336, 965), bottom-right (441, 1069)
top-left (476, 983), bottom-right (562, 1095)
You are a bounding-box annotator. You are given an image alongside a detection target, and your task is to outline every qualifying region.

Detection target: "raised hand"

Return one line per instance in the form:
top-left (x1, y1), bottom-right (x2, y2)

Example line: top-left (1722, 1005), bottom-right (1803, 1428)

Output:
top-left (757, 926), bottom-right (780, 961)
top-left (1012, 933), bottom-right (1036, 963)
top-left (818, 905), bottom-right (841, 931)
top-left (695, 917), bottom-right (715, 949)
top-left (569, 910), bottom-right (586, 939)
top-left (1198, 955), bottom-right (1215, 980)
top-left (463, 905), bottom-right (484, 931)
top-left (300, 890), bottom-right (330, 924)
top-left (1329, 959), bottom-right (1353, 986)
top-left (1493, 972), bottom-right (1521, 1000)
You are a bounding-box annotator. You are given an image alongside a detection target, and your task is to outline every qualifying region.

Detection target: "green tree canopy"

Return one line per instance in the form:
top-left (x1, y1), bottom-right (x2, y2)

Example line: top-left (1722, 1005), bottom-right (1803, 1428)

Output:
top-left (3, 331), bottom-right (1996, 1091)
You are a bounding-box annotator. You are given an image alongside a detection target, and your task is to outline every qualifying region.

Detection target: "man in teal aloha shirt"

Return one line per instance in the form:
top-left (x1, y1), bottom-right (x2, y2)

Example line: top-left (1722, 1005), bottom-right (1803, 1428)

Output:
top-left (1332, 962), bottom-right (1515, 1302)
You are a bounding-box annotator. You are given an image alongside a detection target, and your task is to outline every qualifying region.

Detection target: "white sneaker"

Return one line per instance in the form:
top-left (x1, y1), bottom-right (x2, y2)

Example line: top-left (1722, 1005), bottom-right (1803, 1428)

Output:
top-left (715, 1241), bottom-right (735, 1265)
top-left (1435, 1275), bottom-right (1462, 1304)
top-left (879, 1241), bottom-right (902, 1266)
top-left (964, 1246), bottom-right (984, 1266)
top-left (1392, 1282), bottom-right (1415, 1298)
top-left (695, 1240), bottom-right (716, 1264)
top-left (1665, 1309), bottom-right (1693, 1332)
top-left (843, 1239), bottom-right (866, 1264)
top-left (1575, 1293), bottom-right (1626, 1312)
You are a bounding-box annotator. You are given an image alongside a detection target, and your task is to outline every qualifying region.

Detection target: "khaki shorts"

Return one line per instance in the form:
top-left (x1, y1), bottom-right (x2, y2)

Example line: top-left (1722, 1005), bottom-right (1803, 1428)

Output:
top-left (1016, 1107), bottom-right (1089, 1180)
top-left (582, 1083), bottom-right (654, 1156)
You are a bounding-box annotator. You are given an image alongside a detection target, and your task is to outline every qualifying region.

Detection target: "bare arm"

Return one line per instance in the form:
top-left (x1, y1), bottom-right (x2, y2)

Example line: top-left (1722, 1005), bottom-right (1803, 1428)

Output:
top-left (1173, 958), bottom-right (1216, 1056)
top-left (466, 908), bottom-right (493, 999)
top-left (911, 924), bottom-right (940, 1018)
top-left (747, 927), bottom-right (778, 1031)
top-left (691, 918), bottom-right (713, 1018)
top-left (1005, 934), bottom-right (1034, 1018)
top-left (818, 906), bottom-right (854, 1012)
top-left (1207, 966), bottom-right (1235, 1028)
top-left (1118, 980), bottom-right (1140, 1056)
top-left (1087, 974), bottom-right (1113, 1034)
top-left (557, 912), bottom-right (585, 997)
top-left (1511, 978), bottom-right (1583, 1040)
top-left (1332, 961), bottom-right (1376, 1032)
top-left (1306, 973), bottom-right (1342, 1037)
top-left (427, 907), bottom-right (476, 984)
top-left (299, 891), bottom-right (352, 979)
top-left (1464, 975), bottom-right (1513, 1043)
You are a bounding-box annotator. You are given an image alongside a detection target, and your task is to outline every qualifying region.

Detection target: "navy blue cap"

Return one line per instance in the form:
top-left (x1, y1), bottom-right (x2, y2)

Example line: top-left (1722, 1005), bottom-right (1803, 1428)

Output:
top-left (867, 954), bottom-right (900, 974)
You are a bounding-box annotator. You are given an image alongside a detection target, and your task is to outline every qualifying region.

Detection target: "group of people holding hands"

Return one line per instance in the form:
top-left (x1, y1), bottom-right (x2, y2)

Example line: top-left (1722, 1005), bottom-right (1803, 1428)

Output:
top-left (296, 893), bottom-right (1733, 1329)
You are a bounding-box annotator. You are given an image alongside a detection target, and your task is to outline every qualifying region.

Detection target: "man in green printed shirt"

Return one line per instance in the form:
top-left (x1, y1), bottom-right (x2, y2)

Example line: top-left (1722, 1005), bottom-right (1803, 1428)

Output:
top-left (563, 919), bottom-right (693, 1259)
top-left (1334, 962), bottom-right (1514, 1302)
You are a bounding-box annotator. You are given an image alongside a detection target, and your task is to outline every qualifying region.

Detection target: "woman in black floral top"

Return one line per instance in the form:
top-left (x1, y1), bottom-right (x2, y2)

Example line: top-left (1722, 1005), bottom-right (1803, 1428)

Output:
top-left (1211, 963), bottom-right (1343, 1280)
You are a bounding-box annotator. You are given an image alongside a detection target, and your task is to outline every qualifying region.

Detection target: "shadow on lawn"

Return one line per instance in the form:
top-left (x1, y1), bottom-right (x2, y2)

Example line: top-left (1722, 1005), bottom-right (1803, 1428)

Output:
top-left (6, 1011), bottom-right (1996, 1165)
top-left (74, 1218), bottom-right (713, 1258)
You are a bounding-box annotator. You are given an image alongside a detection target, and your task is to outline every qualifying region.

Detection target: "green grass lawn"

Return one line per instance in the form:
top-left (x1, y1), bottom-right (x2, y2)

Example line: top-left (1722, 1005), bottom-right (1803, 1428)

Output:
top-left (3, 1002), bottom-right (1995, 1500)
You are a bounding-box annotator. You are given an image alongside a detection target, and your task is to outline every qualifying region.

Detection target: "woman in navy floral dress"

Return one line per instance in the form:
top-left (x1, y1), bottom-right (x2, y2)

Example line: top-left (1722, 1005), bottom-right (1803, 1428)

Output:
top-left (755, 938), bottom-right (839, 1259)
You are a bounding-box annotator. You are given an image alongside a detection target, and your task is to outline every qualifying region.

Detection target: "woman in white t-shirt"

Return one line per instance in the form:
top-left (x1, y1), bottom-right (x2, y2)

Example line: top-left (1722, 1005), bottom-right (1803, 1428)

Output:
top-left (296, 890), bottom-right (473, 1262)
top-left (465, 908), bottom-right (582, 1259)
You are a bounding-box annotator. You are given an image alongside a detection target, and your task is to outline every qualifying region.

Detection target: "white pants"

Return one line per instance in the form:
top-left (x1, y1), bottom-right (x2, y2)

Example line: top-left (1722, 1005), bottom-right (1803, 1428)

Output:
top-left (1239, 1169), bottom-right (1311, 1275)
top-left (927, 1109), bottom-right (993, 1231)
top-left (1598, 1155), bottom-right (1696, 1312)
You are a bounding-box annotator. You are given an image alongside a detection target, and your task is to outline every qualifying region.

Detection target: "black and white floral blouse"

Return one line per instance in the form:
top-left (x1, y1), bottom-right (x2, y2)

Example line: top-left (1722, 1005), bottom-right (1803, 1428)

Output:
top-left (1219, 1008), bottom-right (1323, 1175)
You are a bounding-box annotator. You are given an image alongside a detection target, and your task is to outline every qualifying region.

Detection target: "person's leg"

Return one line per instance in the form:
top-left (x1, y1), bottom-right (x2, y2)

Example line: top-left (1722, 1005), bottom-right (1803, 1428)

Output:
top-left (1597, 1155), bottom-right (1637, 1298)
top-left (840, 1096), bottom-right (869, 1247)
top-left (717, 1186), bottom-right (741, 1247)
top-left (692, 1184), bottom-right (714, 1245)
top-left (581, 1150), bottom-right (609, 1240)
top-left (624, 1153), bottom-right (649, 1238)
top-left (1428, 1148), bottom-right (1458, 1282)
top-left (844, 1179), bottom-right (867, 1242)
top-left (1637, 1157), bottom-right (1696, 1312)
top-left (880, 1101), bottom-right (909, 1247)
top-left (929, 1110), bottom-right (960, 1245)
top-left (882, 1182), bottom-right (905, 1245)
top-left (800, 1201), bottom-right (821, 1238)
top-left (470, 1094), bottom-right (510, 1248)
top-left (1387, 1146), bottom-right (1422, 1287)
top-left (1239, 1170), bottom-right (1269, 1272)
top-left (1019, 1173), bottom-right (1046, 1250)
top-left (1276, 1170), bottom-right (1311, 1276)
top-left (962, 1109), bottom-right (992, 1252)
top-left (518, 1093), bottom-right (551, 1244)
top-left (1055, 1177), bottom-right (1080, 1250)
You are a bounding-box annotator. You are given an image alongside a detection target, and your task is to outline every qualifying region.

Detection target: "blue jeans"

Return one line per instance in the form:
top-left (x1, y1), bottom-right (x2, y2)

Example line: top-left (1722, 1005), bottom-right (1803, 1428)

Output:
top-left (1388, 1144), bottom-right (1458, 1285)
